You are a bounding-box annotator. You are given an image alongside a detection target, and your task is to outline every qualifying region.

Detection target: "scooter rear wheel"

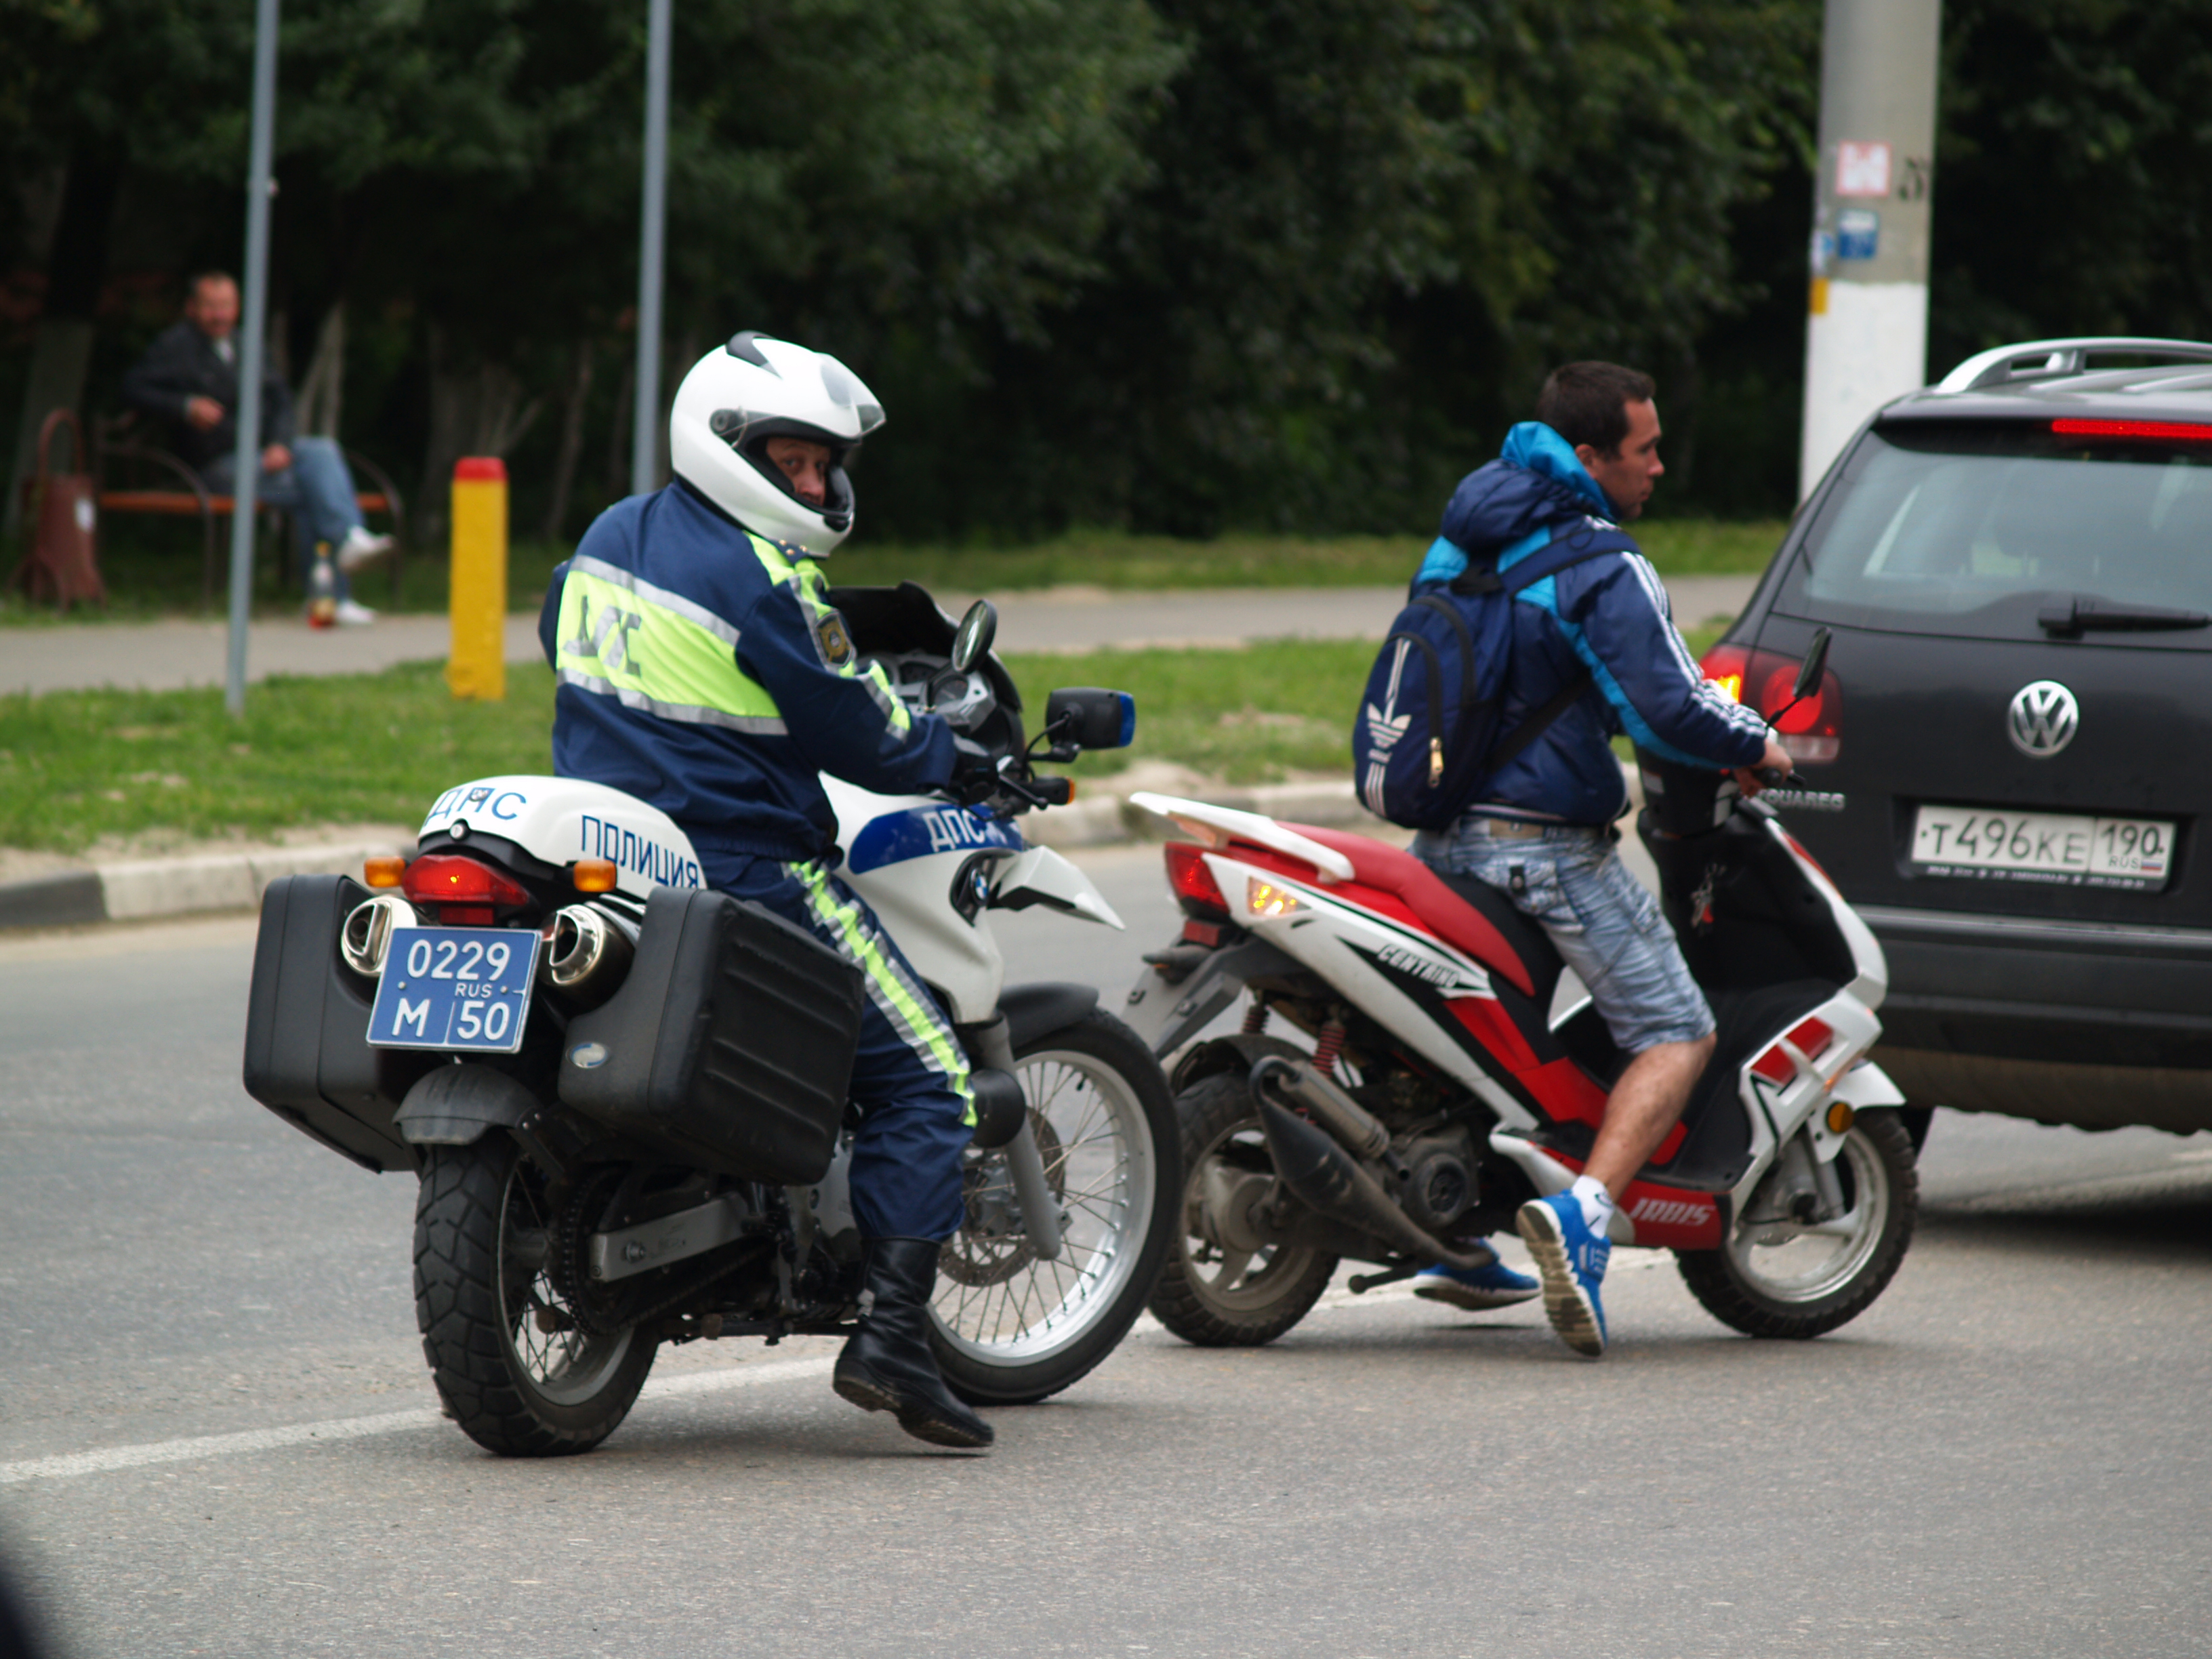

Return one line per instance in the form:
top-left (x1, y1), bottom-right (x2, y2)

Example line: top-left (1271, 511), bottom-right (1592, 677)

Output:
top-left (1675, 1109), bottom-right (1918, 1340)
top-left (1148, 1067), bottom-right (1339, 1347)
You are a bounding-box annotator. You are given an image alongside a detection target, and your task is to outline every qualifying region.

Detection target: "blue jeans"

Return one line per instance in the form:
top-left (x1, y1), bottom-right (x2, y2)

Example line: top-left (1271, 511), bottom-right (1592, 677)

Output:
top-left (704, 849), bottom-right (975, 1242)
top-left (203, 436), bottom-right (366, 599)
top-left (1413, 817), bottom-right (1715, 1054)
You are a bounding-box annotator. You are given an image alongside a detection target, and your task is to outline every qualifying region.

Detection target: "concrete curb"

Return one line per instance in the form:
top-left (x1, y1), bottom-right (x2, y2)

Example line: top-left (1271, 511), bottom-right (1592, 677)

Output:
top-left (0, 784), bottom-right (1387, 933)
top-left (0, 838), bottom-right (410, 933)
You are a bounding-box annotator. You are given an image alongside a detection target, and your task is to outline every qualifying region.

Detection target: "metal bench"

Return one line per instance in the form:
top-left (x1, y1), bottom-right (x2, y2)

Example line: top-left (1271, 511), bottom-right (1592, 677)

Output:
top-left (94, 413), bottom-right (409, 606)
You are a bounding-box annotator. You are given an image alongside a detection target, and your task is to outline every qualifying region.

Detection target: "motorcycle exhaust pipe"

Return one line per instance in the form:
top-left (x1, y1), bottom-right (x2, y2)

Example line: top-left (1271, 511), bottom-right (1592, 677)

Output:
top-left (1250, 1054), bottom-right (1390, 1161)
top-left (1253, 1097), bottom-right (1489, 1273)
top-left (544, 903), bottom-right (634, 1010)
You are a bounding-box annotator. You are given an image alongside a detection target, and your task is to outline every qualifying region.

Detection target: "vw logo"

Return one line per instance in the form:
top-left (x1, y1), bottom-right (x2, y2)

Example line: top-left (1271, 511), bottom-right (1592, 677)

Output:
top-left (2008, 680), bottom-right (2079, 757)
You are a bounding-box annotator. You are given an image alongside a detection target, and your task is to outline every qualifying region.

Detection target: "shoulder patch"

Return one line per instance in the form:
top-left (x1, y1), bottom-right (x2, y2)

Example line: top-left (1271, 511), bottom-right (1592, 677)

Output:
top-left (772, 537), bottom-right (812, 562)
top-left (816, 611), bottom-right (855, 666)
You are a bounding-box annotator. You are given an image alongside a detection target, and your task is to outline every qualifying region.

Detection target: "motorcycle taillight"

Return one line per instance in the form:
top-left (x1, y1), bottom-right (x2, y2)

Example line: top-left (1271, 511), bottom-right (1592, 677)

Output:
top-left (1164, 842), bottom-right (1231, 920)
top-left (401, 853), bottom-right (533, 925)
top-left (1701, 641), bottom-right (1841, 765)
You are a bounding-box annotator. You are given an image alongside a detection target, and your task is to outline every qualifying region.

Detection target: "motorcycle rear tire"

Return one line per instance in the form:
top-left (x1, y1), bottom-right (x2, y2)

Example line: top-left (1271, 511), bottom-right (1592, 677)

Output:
top-left (1147, 1067), bottom-right (1339, 1348)
top-left (1675, 1109), bottom-right (1918, 1340)
top-left (929, 1010), bottom-right (1181, 1406)
top-left (414, 1138), bottom-right (657, 1456)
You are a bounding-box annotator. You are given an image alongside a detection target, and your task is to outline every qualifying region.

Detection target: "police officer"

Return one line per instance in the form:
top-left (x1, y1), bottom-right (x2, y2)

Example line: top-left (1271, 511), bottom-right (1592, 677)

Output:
top-left (539, 333), bottom-right (994, 1449)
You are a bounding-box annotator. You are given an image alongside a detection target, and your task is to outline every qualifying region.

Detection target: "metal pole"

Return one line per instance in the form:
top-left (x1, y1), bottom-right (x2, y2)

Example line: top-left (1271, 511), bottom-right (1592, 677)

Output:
top-left (630, 0), bottom-right (671, 497)
top-left (1798, 0), bottom-right (1944, 499)
top-left (224, 0), bottom-right (282, 717)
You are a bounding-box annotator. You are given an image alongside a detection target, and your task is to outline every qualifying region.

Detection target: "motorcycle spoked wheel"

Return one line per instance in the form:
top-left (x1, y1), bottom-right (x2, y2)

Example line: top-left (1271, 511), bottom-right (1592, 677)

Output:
top-left (414, 1137), bottom-right (657, 1456)
top-left (928, 1009), bottom-right (1180, 1406)
top-left (1146, 1067), bottom-right (1339, 1348)
top-left (1675, 1109), bottom-right (1919, 1340)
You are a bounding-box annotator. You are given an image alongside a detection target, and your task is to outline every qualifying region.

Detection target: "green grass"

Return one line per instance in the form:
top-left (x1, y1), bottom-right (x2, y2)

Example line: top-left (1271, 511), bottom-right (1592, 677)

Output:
top-left (1, 518), bottom-right (1785, 627)
top-left (0, 619), bottom-right (1732, 853)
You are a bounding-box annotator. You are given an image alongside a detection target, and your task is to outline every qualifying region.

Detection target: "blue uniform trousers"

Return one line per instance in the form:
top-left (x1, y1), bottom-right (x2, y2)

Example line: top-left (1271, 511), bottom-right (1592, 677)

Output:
top-left (703, 849), bottom-right (974, 1242)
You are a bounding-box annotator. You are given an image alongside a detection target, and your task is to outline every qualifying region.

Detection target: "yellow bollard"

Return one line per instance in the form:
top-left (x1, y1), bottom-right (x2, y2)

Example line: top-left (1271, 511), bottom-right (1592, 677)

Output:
top-left (447, 455), bottom-right (508, 701)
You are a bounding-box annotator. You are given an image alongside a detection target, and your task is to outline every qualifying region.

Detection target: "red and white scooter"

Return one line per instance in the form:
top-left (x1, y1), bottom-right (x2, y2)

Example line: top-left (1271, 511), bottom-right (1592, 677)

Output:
top-left (1122, 640), bottom-right (1917, 1348)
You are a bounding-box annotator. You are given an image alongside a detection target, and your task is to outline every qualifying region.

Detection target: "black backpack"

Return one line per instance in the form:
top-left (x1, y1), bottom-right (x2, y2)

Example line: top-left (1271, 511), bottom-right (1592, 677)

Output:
top-left (1353, 525), bottom-right (1639, 830)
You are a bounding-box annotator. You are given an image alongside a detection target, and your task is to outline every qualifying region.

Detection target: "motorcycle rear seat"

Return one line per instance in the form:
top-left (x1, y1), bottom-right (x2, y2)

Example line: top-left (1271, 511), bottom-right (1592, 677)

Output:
top-left (1281, 823), bottom-right (1544, 998)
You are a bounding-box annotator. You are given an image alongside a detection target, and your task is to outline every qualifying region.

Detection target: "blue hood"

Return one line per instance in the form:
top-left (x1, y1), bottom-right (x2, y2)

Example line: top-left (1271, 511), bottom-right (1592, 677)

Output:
top-left (1439, 423), bottom-right (1616, 554)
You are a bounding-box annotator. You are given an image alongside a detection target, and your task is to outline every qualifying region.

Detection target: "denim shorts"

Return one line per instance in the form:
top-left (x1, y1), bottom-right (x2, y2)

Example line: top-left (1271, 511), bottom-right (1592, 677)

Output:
top-left (1412, 817), bottom-right (1715, 1054)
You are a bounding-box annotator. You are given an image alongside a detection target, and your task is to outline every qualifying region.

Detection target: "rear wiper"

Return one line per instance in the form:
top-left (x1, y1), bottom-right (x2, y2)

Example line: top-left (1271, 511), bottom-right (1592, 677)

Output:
top-left (2039, 596), bottom-right (2212, 638)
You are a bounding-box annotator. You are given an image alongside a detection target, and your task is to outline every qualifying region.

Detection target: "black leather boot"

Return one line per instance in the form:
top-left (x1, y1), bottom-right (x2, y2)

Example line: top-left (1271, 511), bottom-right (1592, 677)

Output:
top-left (833, 1237), bottom-right (994, 1450)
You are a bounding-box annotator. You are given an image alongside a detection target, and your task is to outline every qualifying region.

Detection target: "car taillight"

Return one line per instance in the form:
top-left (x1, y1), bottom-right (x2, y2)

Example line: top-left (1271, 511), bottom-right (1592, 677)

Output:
top-left (1701, 641), bottom-right (1841, 766)
top-left (401, 854), bottom-right (533, 925)
top-left (1164, 841), bottom-right (1231, 920)
top-left (2053, 417), bottom-right (2212, 445)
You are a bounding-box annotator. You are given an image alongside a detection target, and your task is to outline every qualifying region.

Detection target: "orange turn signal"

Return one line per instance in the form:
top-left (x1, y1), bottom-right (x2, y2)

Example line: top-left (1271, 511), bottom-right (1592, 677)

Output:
top-left (573, 858), bottom-right (619, 893)
top-left (363, 855), bottom-right (407, 888)
top-left (1826, 1100), bottom-right (1856, 1136)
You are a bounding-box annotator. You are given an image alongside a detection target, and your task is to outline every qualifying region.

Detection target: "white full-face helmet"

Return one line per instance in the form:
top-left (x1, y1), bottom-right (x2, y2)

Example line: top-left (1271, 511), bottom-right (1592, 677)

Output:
top-left (668, 331), bottom-right (886, 554)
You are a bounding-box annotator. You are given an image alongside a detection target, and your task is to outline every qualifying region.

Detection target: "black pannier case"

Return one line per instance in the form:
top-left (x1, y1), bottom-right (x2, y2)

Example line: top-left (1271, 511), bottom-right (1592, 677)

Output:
top-left (242, 874), bottom-right (438, 1172)
top-left (558, 886), bottom-right (865, 1184)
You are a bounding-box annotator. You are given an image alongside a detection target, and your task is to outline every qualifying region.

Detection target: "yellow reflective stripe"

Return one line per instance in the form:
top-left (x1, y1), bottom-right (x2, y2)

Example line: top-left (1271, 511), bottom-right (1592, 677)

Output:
top-left (752, 534), bottom-right (913, 733)
top-left (794, 862), bottom-right (975, 1125)
top-left (555, 564), bottom-right (783, 726)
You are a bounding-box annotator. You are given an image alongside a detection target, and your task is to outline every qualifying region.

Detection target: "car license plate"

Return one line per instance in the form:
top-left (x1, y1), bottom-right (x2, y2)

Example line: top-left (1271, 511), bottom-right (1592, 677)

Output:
top-left (367, 926), bottom-right (541, 1052)
top-left (1910, 805), bottom-right (2174, 890)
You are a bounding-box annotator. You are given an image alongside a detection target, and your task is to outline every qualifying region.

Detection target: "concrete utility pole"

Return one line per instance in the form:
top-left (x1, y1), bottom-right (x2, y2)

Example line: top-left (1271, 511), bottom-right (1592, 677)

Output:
top-left (630, 0), bottom-right (672, 497)
top-left (1799, 0), bottom-right (1944, 499)
top-left (224, 0), bottom-right (281, 716)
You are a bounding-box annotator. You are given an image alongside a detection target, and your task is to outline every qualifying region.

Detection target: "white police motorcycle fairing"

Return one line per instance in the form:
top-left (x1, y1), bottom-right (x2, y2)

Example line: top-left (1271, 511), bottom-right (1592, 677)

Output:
top-left (243, 588), bottom-right (1179, 1456)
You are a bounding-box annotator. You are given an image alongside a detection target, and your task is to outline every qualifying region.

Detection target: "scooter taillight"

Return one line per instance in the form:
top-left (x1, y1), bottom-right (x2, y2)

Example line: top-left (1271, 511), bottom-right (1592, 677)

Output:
top-left (1701, 641), bottom-right (1841, 764)
top-left (1164, 842), bottom-right (1231, 920)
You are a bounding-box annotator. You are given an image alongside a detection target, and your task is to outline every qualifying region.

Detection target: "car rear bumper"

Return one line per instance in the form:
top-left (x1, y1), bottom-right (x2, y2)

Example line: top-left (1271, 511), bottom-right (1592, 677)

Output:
top-left (1858, 904), bottom-right (2212, 1133)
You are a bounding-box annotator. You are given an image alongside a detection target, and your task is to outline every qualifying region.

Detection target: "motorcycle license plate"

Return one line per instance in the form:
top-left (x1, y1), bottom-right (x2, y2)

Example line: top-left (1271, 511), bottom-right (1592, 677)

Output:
top-left (1909, 804), bottom-right (2173, 890)
top-left (367, 926), bottom-right (541, 1053)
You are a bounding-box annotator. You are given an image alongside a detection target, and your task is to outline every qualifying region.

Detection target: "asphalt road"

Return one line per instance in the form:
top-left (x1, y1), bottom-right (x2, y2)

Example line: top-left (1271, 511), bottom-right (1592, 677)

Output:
top-left (2, 847), bottom-right (2207, 1658)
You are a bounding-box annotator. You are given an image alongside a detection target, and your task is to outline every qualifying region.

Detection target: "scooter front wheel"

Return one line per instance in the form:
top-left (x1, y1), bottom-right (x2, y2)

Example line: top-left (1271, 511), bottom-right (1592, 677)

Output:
top-left (1675, 1109), bottom-right (1918, 1340)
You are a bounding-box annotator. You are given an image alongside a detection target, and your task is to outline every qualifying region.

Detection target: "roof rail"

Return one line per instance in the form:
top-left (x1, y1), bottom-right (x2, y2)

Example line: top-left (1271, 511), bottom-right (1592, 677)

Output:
top-left (1933, 337), bottom-right (2212, 395)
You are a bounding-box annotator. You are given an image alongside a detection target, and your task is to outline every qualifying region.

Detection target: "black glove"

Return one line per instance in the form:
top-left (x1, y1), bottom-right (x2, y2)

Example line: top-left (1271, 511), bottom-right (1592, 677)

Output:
top-left (949, 737), bottom-right (1011, 805)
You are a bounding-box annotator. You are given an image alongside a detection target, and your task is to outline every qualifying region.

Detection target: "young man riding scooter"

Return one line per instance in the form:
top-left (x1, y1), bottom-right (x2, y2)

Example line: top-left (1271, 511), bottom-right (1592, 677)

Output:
top-left (539, 333), bottom-right (1001, 1446)
top-left (1408, 362), bottom-right (1792, 1357)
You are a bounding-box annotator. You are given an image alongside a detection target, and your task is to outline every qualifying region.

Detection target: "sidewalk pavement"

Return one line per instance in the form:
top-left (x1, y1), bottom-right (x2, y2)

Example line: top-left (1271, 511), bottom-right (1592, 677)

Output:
top-left (1, 575), bottom-right (1758, 697)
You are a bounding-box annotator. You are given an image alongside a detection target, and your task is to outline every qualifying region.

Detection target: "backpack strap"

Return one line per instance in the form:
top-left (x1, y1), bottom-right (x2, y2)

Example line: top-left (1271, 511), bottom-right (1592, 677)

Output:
top-left (1448, 523), bottom-right (1641, 774)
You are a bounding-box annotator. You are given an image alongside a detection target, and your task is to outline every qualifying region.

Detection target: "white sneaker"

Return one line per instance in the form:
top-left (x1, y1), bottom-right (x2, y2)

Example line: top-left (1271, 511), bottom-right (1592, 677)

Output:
top-left (337, 525), bottom-right (395, 572)
top-left (335, 598), bottom-right (377, 626)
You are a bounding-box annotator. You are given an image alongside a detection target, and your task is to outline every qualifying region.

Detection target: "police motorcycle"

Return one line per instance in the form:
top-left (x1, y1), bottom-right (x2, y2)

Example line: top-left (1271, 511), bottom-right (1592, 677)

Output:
top-left (243, 588), bottom-right (1181, 1456)
top-left (1124, 631), bottom-right (1921, 1349)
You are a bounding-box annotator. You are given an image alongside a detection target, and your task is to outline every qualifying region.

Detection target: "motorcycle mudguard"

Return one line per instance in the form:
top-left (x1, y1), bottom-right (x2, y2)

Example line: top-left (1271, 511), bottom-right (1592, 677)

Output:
top-left (394, 1063), bottom-right (541, 1147)
top-left (991, 846), bottom-right (1124, 929)
top-left (1122, 934), bottom-right (1304, 1058)
top-left (999, 982), bottom-right (1099, 1051)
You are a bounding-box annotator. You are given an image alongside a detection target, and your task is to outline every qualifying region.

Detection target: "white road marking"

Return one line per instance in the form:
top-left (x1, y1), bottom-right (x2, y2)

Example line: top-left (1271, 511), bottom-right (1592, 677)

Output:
top-left (0, 1355), bottom-right (834, 1487)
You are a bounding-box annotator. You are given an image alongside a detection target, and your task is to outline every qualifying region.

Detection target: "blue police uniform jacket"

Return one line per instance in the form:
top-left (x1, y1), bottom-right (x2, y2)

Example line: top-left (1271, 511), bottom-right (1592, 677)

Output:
top-left (538, 480), bottom-right (957, 862)
top-left (1414, 423), bottom-right (1769, 825)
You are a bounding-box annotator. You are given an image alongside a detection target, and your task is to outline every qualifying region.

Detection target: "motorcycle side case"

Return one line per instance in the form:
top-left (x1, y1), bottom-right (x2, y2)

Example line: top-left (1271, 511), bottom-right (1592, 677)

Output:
top-left (558, 886), bottom-right (865, 1184)
top-left (242, 874), bottom-right (440, 1173)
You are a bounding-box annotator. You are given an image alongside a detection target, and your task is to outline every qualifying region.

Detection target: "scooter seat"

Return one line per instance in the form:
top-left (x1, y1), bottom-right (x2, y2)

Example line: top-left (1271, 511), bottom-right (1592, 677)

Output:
top-left (1280, 823), bottom-right (1540, 997)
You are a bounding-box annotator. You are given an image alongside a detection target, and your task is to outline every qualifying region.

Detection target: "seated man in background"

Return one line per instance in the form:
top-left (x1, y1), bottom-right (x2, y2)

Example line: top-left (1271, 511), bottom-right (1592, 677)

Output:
top-left (122, 271), bottom-right (392, 625)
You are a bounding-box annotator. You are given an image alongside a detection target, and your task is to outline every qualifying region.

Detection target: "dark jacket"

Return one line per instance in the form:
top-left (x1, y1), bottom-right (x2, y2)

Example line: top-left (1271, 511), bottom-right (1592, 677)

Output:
top-left (119, 320), bottom-right (294, 474)
top-left (1412, 422), bottom-right (1769, 824)
top-left (539, 480), bottom-right (958, 863)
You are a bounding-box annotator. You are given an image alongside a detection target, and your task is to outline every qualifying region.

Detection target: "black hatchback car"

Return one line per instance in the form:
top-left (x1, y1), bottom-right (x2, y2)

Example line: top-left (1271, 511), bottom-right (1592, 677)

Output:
top-left (1706, 337), bottom-right (2212, 1138)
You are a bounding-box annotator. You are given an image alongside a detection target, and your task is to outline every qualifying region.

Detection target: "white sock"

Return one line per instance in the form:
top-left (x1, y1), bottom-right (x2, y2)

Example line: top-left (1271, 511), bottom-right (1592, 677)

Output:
top-left (1569, 1174), bottom-right (1615, 1234)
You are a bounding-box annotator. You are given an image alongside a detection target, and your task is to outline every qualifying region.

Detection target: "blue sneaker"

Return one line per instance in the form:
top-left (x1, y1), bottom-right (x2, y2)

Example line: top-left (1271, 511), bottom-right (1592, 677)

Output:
top-left (1412, 1250), bottom-right (1540, 1311)
top-left (1515, 1193), bottom-right (1610, 1357)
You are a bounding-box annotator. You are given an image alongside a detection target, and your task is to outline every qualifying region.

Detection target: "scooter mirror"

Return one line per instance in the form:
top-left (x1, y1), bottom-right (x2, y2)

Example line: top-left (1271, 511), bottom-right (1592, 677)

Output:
top-left (951, 600), bottom-right (998, 674)
top-left (1794, 628), bottom-right (1832, 701)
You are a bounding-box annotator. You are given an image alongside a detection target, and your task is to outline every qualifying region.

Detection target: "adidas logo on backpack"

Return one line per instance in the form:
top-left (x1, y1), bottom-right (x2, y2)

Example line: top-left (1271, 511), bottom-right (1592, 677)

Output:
top-left (1353, 521), bottom-right (1640, 830)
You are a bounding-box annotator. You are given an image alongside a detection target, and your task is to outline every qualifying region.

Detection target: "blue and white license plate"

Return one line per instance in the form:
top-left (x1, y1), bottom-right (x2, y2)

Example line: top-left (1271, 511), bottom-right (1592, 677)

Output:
top-left (367, 926), bottom-right (542, 1053)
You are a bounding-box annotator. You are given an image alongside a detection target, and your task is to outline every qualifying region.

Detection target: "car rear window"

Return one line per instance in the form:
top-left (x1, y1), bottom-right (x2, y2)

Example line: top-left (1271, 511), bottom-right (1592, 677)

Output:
top-left (1776, 420), bottom-right (2212, 642)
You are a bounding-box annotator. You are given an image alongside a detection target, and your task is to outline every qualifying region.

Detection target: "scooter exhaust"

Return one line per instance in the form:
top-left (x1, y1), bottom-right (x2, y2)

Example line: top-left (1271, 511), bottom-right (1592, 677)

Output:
top-left (1253, 1097), bottom-right (1488, 1273)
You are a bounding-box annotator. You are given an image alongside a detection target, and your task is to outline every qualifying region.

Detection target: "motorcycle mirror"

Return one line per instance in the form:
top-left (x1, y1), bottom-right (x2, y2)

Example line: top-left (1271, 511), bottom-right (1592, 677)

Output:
top-left (951, 600), bottom-right (998, 674)
top-left (1793, 628), bottom-right (1832, 701)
